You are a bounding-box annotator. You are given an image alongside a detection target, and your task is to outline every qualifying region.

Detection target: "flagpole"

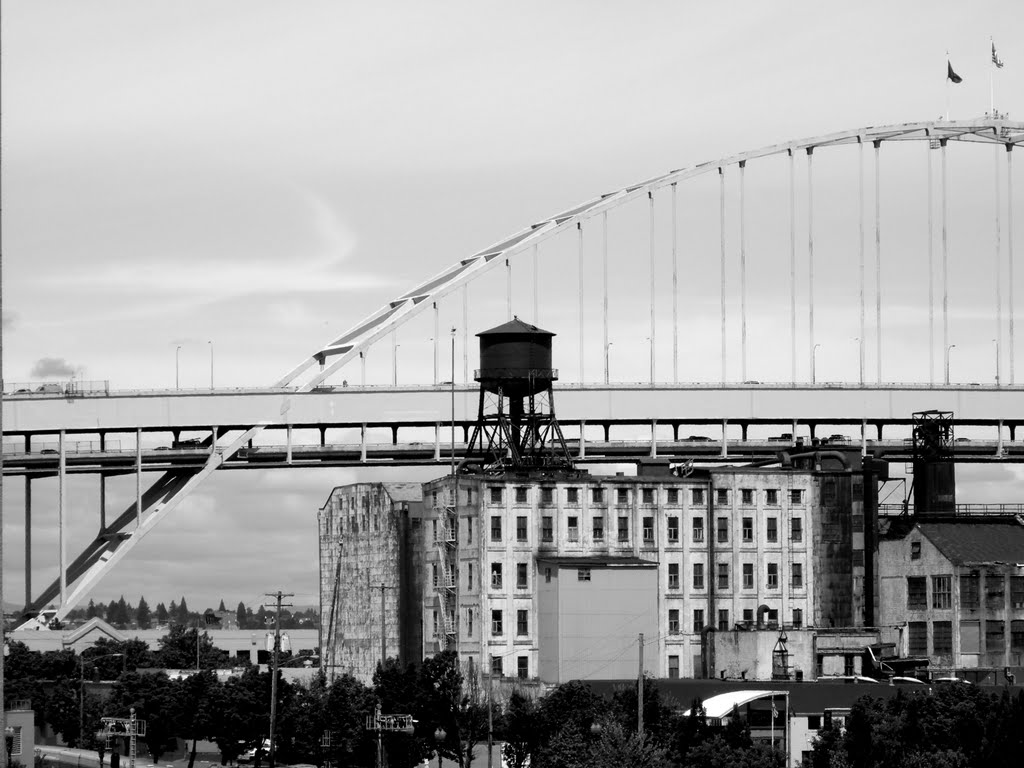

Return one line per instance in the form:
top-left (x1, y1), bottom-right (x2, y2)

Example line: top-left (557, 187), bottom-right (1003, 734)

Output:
top-left (945, 51), bottom-right (950, 121)
top-left (990, 38), bottom-right (995, 115)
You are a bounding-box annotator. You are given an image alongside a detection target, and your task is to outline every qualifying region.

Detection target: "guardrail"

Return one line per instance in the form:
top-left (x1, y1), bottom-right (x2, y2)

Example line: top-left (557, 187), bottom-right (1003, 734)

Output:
top-left (3, 380), bottom-right (110, 396)
top-left (878, 503), bottom-right (1024, 516)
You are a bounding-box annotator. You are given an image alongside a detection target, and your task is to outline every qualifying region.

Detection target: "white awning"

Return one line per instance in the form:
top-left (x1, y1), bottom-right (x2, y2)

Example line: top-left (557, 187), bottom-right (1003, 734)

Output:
top-left (683, 690), bottom-right (788, 719)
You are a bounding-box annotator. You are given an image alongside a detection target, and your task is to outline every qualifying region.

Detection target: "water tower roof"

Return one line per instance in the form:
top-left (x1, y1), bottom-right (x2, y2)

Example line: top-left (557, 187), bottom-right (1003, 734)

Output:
top-left (477, 317), bottom-right (555, 337)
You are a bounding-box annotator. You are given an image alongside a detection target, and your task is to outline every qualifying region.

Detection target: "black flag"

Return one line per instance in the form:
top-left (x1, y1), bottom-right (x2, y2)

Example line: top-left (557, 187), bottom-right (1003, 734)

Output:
top-left (947, 60), bottom-right (963, 84)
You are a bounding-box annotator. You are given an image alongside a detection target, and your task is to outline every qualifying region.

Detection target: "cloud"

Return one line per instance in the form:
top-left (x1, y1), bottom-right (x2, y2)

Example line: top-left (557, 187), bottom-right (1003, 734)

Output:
top-left (2, 311), bottom-right (16, 331)
top-left (30, 357), bottom-right (77, 378)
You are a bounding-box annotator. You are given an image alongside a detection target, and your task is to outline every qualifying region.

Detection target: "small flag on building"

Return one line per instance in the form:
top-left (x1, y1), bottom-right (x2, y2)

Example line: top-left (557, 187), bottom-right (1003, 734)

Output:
top-left (771, 702), bottom-right (779, 719)
top-left (992, 42), bottom-right (1004, 69)
top-left (947, 60), bottom-right (963, 84)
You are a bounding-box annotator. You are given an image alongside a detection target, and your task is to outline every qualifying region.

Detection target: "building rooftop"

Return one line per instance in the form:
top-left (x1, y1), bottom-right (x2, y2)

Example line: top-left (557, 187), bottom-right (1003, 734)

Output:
top-left (917, 520), bottom-right (1024, 565)
top-left (381, 482), bottom-right (423, 503)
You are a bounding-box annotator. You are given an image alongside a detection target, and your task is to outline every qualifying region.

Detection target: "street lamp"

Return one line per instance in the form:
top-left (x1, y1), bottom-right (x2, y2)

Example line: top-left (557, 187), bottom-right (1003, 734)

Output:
top-left (605, 341), bottom-right (614, 384)
top-left (853, 337), bottom-right (864, 386)
top-left (80, 653), bottom-right (123, 748)
top-left (433, 727), bottom-right (446, 768)
top-left (392, 342), bottom-right (400, 386)
top-left (944, 344), bottom-right (957, 385)
top-left (812, 344), bottom-right (822, 385)
top-left (993, 338), bottom-right (1001, 386)
top-left (645, 337), bottom-right (654, 385)
top-left (208, 341), bottom-right (214, 390)
top-left (175, 345), bottom-right (182, 389)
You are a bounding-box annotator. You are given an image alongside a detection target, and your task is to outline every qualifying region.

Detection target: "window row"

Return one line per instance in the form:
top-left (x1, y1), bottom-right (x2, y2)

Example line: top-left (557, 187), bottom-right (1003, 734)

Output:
top-left (675, 561), bottom-right (804, 591)
top-left (906, 575), bottom-right (953, 610)
top-left (485, 486), bottom-right (804, 506)
top-left (485, 513), bottom-right (803, 545)
top-left (671, 607), bottom-right (803, 633)
top-left (490, 654), bottom-right (530, 680)
top-left (489, 608), bottom-right (531, 637)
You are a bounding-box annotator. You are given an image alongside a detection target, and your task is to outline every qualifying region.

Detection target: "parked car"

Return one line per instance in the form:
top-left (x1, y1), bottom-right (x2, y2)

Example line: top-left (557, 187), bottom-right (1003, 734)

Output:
top-left (35, 383), bottom-right (64, 394)
top-left (173, 438), bottom-right (205, 449)
top-left (239, 740), bottom-right (271, 764)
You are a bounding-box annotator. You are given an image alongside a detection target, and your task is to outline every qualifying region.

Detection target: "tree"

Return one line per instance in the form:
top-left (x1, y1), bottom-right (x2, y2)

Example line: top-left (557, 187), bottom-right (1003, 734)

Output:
top-left (374, 659), bottom-right (431, 768)
top-left (86, 599), bottom-right (100, 620)
top-left (155, 625), bottom-right (232, 669)
top-left (500, 691), bottom-right (538, 768)
top-left (591, 723), bottom-right (670, 768)
top-left (236, 601), bottom-right (248, 630)
top-left (155, 602), bottom-right (169, 625)
top-left (167, 600), bottom-right (178, 624)
top-left (255, 605), bottom-right (268, 628)
top-left (106, 600), bottom-right (120, 627)
top-left (116, 596), bottom-right (131, 627)
top-left (209, 667), bottom-right (272, 764)
top-left (532, 679), bottom-right (609, 768)
top-left (107, 672), bottom-right (178, 764)
top-left (168, 670), bottom-right (220, 768)
top-left (218, 598), bottom-right (227, 612)
top-left (177, 596), bottom-right (190, 625)
top-left (418, 652), bottom-right (487, 768)
top-left (137, 596), bottom-right (152, 630)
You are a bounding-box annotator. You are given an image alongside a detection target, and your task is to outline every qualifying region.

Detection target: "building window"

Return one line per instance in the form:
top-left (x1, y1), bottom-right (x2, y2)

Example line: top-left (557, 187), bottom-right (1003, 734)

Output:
top-left (432, 563), bottom-right (439, 588)
top-left (467, 608), bottom-right (474, 636)
top-left (767, 563), bottom-right (778, 589)
top-left (592, 487), bottom-right (605, 503)
top-left (911, 541), bottom-right (921, 559)
top-left (618, 516), bottom-right (629, 542)
top-left (718, 609), bottom-right (730, 631)
top-left (642, 488), bottom-right (654, 504)
top-left (742, 563), bottom-right (754, 589)
top-left (767, 517), bottom-right (778, 542)
top-left (541, 487), bottom-right (553, 504)
top-left (491, 610), bottom-right (503, 636)
top-left (741, 489), bottom-right (753, 505)
top-left (432, 520), bottom-right (438, 542)
top-left (544, 567), bottom-right (552, 583)
top-left (567, 487), bottom-right (579, 504)
top-left (490, 487), bottom-right (503, 504)
top-left (517, 609), bottom-right (528, 636)
top-left (668, 563), bottom-right (680, 589)
top-left (907, 576), bottom-right (927, 609)
top-left (766, 488), bottom-right (779, 506)
top-left (517, 656), bottom-right (528, 680)
top-left (1011, 620), bottom-right (1024, 652)
top-left (693, 563), bottom-right (705, 590)
top-left (986, 571), bottom-right (1005, 609)
top-left (693, 516), bottom-right (705, 542)
top-left (717, 562), bottom-right (729, 590)
top-left (593, 516), bottom-right (604, 541)
top-left (961, 572), bottom-right (980, 609)
top-left (790, 489), bottom-right (803, 504)
top-left (792, 608), bottom-right (803, 628)
top-left (844, 655), bottom-right (856, 676)
top-left (433, 610), bottom-right (439, 637)
top-left (716, 488), bottom-right (729, 505)
top-left (932, 576), bottom-right (952, 609)
top-left (667, 516), bottom-right (679, 542)
top-left (668, 655), bottom-right (680, 679)
top-left (1011, 576), bottom-right (1024, 608)
top-left (791, 518), bottom-right (803, 542)
top-left (491, 655), bottom-right (502, 676)
top-left (517, 562), bottom-right (528, 589)
top-left (669, 609), bottom-right (680, 634)
top-left (491, 516), bottom-right (502, 542)
top-left (667, 488), bottom-right (679, 505)
top-left (468, 563), bottom-right (473, 590)
top-left (542, 516), bottom-right (553, 542)
top-left (693, 609), bottom-right (705, 632)
top-left (643, 517), bottom-right (654, 543)
top-left (490, 563), bottom-right (503, 590)
top-left (717, 517), bottom-right (729, 543)
top-left (578, 567), bottom-right (591, 582)
top-left (985, 620), bottom-right (1005, 651)
top-left (612, 488), bottom-right (626, 505)
top-left (742, 517), bottom-right (753, 542)
top-left (933, 621), bottom-right (953, 655)
top-left (908, 621), bottom-right (927, 655)
top-left (515, 515), bottom-right (528, 542)
top-left (568, 516), bottom-right (579, 542)
top-left (792, 563), bottom-right (803, 590)
top-left (692, 488), bottom-right (705, 506)
top-left (515, 486), bottom-right (528, 503)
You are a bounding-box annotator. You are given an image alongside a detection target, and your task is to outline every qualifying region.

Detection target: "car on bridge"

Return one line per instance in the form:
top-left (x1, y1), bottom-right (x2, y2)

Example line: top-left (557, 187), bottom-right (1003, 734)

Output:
top-left (173, 438), bottom-right (206, 449)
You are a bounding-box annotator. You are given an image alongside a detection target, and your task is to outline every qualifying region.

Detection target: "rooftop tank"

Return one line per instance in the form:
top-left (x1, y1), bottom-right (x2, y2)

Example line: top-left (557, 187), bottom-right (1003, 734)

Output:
top-left (475, 317), bottom-right (556, 398)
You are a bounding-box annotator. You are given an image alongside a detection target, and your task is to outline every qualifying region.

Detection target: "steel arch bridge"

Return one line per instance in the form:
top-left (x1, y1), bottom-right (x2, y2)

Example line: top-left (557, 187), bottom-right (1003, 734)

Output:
top-left (7, 117), bottom-right (1023, 623)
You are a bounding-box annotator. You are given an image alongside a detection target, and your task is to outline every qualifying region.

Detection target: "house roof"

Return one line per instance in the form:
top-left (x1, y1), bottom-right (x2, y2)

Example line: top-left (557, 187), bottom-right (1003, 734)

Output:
top-left (918, 520), bottom-right (1024, 565)
top-left (61, 617), bottom-right (126, 646)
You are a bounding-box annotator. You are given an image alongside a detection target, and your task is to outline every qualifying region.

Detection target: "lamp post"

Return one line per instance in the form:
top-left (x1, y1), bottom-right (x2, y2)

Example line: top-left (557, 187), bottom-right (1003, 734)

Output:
top-left (604, 341), bottom-right (613, 384)
top-left (645, 337), bottom-right (653, 385)
top-left (993, 338), bottom-right (1001, 386)
top-left (392, 342), bottom-right (400, 387)
top-left (80, 653), bottom-right (123, 749)
top-left (433, 727), bottom-right (446, 768)
top-left (944, 344), bottom-right (957, 385)
top-left (175, 345), bottom-right (182, 389)
top-left (853, 337), bottom-right (864, 386)
top-left (208, 341), bottom-right (214, 390)
top-left (811, 343), bottom-right (822, 385)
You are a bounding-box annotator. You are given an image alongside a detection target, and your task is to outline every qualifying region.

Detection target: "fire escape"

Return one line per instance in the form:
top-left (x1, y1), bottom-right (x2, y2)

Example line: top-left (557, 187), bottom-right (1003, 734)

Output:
top-left (433, 485), bottom-right (458, 648)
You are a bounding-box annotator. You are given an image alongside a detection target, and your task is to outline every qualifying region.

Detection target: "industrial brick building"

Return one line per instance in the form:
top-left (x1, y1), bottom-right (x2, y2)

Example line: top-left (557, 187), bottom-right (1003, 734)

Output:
top-left (878, 516), bottom-right (1024, 673)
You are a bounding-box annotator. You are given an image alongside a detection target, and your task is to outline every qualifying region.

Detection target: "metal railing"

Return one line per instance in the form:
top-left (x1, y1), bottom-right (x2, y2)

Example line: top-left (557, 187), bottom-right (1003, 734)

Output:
top-left (878, 503), bottom-right (1024, 517)
top-left (3, 379), bottom-right (110, 396)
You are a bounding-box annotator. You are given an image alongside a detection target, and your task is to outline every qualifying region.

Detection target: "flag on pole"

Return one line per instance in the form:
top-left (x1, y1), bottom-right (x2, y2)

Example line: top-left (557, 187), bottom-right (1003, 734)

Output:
top-left (992, 42), bottom-right (1004, 69)
top-left (947, 60), bottom-right (963, 83)
top-left (771, 702), bottom-right (779, 719)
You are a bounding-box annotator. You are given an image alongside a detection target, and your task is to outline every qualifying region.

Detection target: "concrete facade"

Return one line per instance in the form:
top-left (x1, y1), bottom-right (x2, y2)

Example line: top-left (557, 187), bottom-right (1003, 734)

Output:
top-left (878, 518), bottom-right (1024, 673)
top-left (318, 482), bottom-right (424, 683)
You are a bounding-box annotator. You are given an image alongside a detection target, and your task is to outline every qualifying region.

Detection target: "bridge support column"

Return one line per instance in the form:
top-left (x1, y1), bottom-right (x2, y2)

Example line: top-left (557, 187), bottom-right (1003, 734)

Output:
top-left (740, 424), bottom-right (748, 442)
top-left (1010, 423), bottom-right (1017, 442)
top-left (997, 420), bottom-right (1004, 458)
top-left (24, 475), bottom-right (32, 611)
top-left (135, 428), bottom-right (142, 528)
top-left (721, 419), bottom-right (728, 458)
top-left (861, 419), bottom-right (868, 456)
top-left (650, 420), bottom-right (657, 458)
top-left (59, 430), bottom-right (67, 610)
top-left (286, 425), bottom-right (293, 464)
top-left (579, 421), bottom-right (587, 460)
top-left (876, 423), bottom-right (883, 440)
top-left (360, 424), bottom-right (367, 463)
top-left (211, 426), bottom-right (218, 454)
top-left (809, 423), bottom-right (817, 440)
top-left (603, 423), bottom-right (610, 442)
top-left (319, 427), bottom-right (326, 447)
top-left (672, 423), bottom-right (679, 441)
top-left (392, 426), bottom-right (399, 445)
top-left (434, 423), bottom-right (441, 462)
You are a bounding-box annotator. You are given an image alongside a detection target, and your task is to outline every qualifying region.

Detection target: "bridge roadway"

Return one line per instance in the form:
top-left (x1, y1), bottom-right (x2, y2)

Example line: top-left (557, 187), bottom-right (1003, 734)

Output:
top-left (3, 382), bottom-right (1023, 436)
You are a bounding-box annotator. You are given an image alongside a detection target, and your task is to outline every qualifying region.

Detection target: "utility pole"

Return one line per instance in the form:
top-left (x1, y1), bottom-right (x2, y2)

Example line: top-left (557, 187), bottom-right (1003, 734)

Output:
top-left (487, 670), bottom-right (494, 768)
top-left (265, 591), bottom-right (293, 768)
top-left (637, 633), bottom-right (644, 736)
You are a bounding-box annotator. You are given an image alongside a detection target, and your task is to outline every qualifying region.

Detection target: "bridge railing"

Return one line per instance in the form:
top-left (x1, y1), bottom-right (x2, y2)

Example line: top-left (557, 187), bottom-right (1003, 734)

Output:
top-left (878, 503), bottom-right (1024, 517)
top-left (2, 379), bottom-right (110, 396)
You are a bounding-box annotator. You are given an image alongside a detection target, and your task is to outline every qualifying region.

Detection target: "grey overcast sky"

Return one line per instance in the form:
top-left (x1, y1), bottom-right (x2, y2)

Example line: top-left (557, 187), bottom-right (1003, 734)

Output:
top-left (2, 0), bottom-right (1023, 610)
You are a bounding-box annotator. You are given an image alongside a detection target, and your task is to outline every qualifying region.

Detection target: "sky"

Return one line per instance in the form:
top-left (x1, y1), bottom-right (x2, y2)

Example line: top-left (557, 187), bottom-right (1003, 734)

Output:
top-left (2, 0), bottom-right (1023, 612)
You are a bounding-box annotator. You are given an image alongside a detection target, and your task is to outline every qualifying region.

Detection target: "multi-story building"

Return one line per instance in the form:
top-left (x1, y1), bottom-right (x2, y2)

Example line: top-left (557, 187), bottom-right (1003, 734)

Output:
top-left (317, 482), bottom-right (425, 683)
top-left (878, 516), bottom-right (1024, 673)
